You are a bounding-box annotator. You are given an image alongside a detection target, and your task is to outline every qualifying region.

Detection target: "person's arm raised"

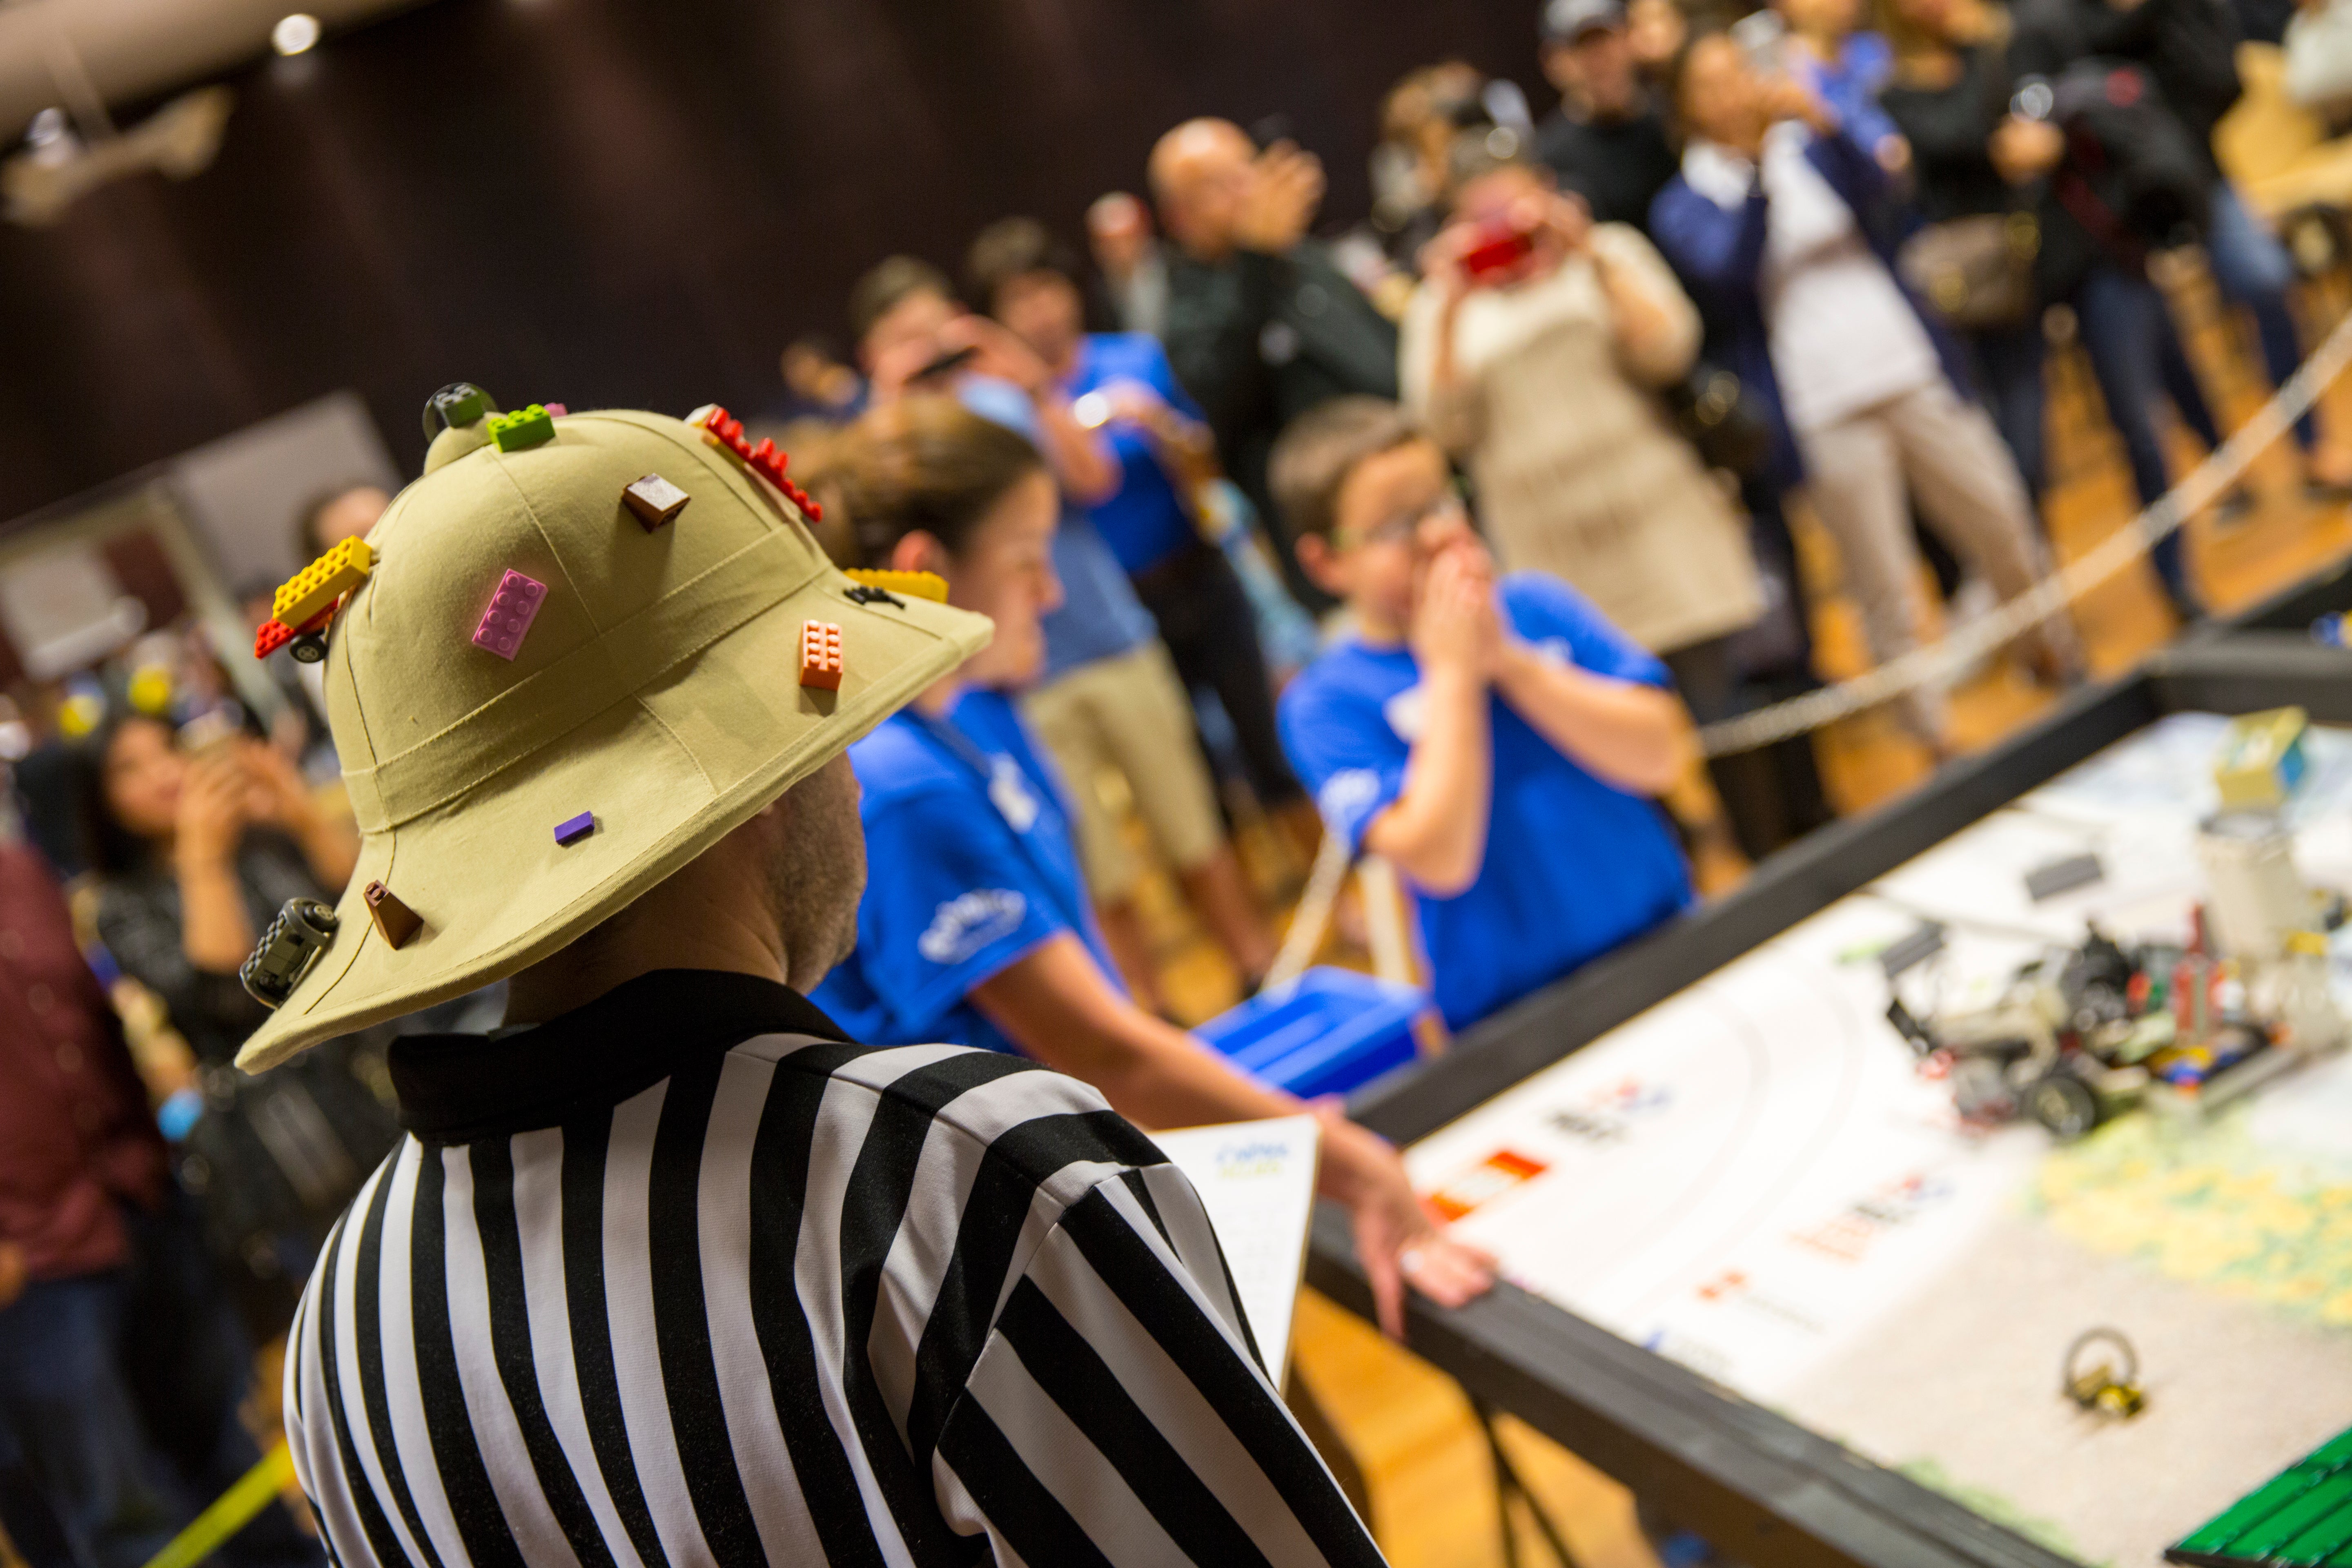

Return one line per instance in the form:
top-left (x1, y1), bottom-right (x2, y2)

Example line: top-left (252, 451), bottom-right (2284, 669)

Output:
top-left (971, 931), bottom-right (1493, 1336)
top-left (1357, 548), bottom-right (1500, 897)
top-left (1490, 635), bottom-right (1690, 796)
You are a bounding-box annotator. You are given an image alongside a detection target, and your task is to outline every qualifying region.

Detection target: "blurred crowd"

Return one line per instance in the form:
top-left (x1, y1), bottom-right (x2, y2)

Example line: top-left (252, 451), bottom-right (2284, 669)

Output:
top-left (2, 0), bottom-right (2341, 1555)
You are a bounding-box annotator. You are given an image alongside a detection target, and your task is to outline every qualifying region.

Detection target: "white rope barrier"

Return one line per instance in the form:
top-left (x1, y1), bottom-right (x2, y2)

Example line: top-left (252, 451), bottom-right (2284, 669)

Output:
top-left (1696, 307), bottom-right (2352, 758)
top-left (1264, 821), bottom-right (1355, 991)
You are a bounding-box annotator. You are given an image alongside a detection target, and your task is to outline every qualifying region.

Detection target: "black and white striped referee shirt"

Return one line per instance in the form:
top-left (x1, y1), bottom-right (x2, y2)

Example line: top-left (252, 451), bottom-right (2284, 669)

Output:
top-left (284, 969), bottom-right (1383, 1567)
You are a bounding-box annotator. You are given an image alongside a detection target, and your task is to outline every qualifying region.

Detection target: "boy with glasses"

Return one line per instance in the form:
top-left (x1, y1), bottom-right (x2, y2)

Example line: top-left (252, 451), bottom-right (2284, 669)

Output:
top-left (1272, 398), bottom-right (1693, 1033)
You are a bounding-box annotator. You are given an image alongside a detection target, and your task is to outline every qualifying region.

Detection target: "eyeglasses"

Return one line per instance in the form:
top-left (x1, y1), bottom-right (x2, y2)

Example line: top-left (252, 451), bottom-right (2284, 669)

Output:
top-left (1341, 490), bottom-right (1467, 549)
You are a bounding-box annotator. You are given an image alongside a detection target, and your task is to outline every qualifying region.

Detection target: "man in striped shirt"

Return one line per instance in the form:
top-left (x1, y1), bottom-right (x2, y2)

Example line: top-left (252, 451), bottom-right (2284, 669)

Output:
top-left (243, 402), bottom-right (1388, 1565)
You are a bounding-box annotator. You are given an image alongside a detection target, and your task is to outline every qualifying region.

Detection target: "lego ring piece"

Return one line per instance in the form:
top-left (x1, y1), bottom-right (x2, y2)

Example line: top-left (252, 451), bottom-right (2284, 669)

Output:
top-left (2062, 1326), bottom-right (2145, 1418)
top-left (240, 898), bottom-right (339, 1009)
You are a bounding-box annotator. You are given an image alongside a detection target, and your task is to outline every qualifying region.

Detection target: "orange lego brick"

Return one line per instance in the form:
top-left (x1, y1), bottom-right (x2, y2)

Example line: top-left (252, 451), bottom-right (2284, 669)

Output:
top-left (799, 619), bottom-right (844, 691)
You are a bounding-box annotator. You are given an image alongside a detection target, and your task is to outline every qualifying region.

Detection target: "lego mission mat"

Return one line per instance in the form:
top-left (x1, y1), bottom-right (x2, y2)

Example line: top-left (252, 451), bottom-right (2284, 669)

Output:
top-left (1408, 715), bottom-right (2352, 1567)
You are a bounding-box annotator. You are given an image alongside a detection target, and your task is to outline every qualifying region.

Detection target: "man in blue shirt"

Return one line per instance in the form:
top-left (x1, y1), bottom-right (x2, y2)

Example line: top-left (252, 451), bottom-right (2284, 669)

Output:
top-left (1270, 398), bottom-right (1694, 1032)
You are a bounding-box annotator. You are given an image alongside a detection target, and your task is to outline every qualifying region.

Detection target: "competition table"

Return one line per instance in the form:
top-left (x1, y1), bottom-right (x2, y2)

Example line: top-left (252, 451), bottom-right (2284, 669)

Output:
top-left (1304, 639), bottom-right (2352, 1568)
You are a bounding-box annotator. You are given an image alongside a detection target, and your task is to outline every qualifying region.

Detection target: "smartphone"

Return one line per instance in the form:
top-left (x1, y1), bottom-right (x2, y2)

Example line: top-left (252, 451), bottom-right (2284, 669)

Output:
top-left (909, 344), bottom-right (979, 385)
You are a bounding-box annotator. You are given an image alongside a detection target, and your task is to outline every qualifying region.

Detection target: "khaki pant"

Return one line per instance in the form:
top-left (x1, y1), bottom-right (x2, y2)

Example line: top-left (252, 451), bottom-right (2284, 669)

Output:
top-left (1020, 640), bottom-right (1226, 903)
top-left (1797, 380), bottom-right (2082, 738)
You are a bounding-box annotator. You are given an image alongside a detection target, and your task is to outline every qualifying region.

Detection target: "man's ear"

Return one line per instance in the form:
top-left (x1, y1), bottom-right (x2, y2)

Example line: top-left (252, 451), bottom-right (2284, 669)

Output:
top-left (887, 530), bottom-right (950, 577)
top-left (1296, 532), bottom-right (1349, 598)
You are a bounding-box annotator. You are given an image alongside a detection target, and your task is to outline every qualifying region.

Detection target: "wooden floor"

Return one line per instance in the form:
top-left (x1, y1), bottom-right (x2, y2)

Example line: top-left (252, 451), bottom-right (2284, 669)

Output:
top-left (1159, 264), bottom-right (2352, 1568)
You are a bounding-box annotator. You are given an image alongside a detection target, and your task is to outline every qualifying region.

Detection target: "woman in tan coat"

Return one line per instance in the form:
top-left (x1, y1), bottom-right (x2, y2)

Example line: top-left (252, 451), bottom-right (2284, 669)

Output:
top-left (1401, 149), bottom-right (1765, 722)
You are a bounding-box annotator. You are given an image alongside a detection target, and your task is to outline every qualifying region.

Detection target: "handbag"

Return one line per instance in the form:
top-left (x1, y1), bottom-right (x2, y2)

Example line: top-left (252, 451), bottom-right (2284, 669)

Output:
top-left (1663, 361), bottom-right (1773, 477)
top-left (1897, 211), bottom-right (2040, 330)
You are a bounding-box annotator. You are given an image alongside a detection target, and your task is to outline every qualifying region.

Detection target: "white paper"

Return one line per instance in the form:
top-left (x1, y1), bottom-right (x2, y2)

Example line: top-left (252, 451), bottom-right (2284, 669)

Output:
top-left (1151, 1115), bottom-right (1321, 1380)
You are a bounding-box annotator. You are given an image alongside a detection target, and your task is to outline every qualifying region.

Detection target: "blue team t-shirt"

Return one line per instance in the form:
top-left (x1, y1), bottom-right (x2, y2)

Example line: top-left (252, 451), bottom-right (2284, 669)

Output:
top-left (813, 687), bottom-right (1118, 1056)
top-left (1063, 332), bottom-right (1210, 577)
top-left (1278, 572), bottom-right (1693, 1032)
top-left (956, 372), bottom-right (1155, 680)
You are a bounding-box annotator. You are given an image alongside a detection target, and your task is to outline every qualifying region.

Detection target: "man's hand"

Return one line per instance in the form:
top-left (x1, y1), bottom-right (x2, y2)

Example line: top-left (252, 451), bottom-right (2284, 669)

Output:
top-left (1762, 75), bottom-right (1839, 136)
top-left (0, 1241), bottom-right (25, 1310)
top-left (935, 313), bottom-right (1057, 398)
top-left (1313, 1105), bottom-right (1496, 1338)
top-left (1234, 141), bottom-right (1325, 254)
top-left (1991, 115), bottom-right (2064, 183)
top-left (1411, 543), bottom-right (1502, 680)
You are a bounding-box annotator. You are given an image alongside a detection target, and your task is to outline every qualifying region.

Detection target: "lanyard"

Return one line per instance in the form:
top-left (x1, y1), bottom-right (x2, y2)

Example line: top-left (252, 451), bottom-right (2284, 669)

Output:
top-left (900, 708), bottom-right (1094, 940)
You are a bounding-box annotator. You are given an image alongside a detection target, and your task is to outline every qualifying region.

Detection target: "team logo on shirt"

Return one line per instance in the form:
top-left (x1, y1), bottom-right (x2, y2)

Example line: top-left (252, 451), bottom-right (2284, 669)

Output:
top-left (987, 757), bottom-right (1040, 833)
top-left (918, 889), bottom-right (1027, 964)
top-left (1316, 768), bottom-right (1385, 841)
top-left (1382, 685), bottom-right (1426, 742)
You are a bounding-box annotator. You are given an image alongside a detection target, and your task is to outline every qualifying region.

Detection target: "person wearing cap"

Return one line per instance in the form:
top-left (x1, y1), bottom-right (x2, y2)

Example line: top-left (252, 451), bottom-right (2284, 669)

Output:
top-left (262, 395), bottom-right (1399, 1565)
top-left (1536, 0), bottom-right (1683, 233)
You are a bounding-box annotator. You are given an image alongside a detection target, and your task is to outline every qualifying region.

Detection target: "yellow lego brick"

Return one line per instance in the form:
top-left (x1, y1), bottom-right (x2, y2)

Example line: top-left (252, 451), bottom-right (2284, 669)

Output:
top-left (274, 537), bottom-right (374, 628)
top-left (842, 568), bottom-right (948, 604)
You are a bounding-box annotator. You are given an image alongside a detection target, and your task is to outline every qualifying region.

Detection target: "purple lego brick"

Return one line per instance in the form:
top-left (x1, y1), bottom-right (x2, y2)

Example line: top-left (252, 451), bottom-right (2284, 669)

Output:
top-left (553, 811), bottom-right (595, 846)
top-left (473, 569), bottom-right (547, 660)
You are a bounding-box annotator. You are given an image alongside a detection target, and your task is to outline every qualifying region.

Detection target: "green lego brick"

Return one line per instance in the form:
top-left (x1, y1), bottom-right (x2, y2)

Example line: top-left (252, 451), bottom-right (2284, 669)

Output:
top-left (487, 403), bottom-right (555, 452)
top-left (2236, 1477), bottom-right (2352, 1559)
top-left (2180, 1470), bottom-right (2327, 1554)
top-left (2276, 1495), bottom-right (2352, 1566)
top-left (2311, 1430), bottom-right (2352, 1471)
top-left (437, 384), bottom-right (488, 426)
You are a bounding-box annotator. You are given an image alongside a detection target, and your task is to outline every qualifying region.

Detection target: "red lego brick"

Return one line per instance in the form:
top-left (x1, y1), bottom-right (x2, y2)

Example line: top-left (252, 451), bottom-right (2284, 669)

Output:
top-left (254, 619), bottom-right (295, 659)
top-left (799, 619), bottom-right (844, 691)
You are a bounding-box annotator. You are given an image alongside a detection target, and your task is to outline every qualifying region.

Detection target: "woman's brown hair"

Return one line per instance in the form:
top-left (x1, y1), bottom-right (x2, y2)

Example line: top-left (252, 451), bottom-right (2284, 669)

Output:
top-left (803, 396), bottom-right (1049, 570)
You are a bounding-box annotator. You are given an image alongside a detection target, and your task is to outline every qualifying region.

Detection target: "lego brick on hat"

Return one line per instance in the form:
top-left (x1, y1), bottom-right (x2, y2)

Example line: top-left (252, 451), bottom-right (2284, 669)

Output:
top-left (623, 473), bottom-right (690, 530)
top-left (843, 568), bottom-right (949, 604)
top-left (274, 537), bottom-right (373, 629)
top-left (473, 569), bottom-right (548, 660)
top-left (363, 881), bottom-right (423, 949)
top-left (800, 620), bottom-right (844, 690)
top-left (487, 404), bottom-right (556, 452)
top-left (554, 811), bottom-right (595, 846)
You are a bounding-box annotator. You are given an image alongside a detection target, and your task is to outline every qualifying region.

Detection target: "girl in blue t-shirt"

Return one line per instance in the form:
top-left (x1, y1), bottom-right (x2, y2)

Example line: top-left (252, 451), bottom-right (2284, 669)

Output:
top-left (807, 396), bottom-right (1491, 1335)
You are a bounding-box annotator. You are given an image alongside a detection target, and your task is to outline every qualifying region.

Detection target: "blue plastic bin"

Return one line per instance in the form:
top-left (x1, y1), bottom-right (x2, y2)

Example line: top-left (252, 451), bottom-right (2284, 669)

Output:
top-left (1196, 967), bottom-right (1428, 1098)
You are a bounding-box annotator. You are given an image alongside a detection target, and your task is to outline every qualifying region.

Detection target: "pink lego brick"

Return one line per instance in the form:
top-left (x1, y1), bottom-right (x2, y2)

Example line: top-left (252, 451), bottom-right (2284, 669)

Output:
top-left (473, 569), bottom-right (548, 660)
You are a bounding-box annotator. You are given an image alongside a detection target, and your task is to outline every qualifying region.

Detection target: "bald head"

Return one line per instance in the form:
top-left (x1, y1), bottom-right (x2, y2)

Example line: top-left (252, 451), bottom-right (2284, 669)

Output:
top-left (1149, 118), bottom-right (1256, 258)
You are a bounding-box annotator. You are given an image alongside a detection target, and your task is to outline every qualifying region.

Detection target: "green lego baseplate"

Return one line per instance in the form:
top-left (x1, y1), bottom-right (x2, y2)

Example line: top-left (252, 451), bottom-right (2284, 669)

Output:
top-left (2169, 1426), bottom-right (2352, 1568)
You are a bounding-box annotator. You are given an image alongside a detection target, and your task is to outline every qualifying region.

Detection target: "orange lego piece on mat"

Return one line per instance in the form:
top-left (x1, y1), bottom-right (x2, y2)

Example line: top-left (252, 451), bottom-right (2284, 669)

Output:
top-left (799, 619), bottom-right (844, 691)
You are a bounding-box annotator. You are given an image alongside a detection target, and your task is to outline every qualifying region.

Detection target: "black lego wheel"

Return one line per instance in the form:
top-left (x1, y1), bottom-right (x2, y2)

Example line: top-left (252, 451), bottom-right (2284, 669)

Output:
top-left (290, 633), bottom-right (329, 664)
top-left (2028, 1073), bottom-right (2100, 1140)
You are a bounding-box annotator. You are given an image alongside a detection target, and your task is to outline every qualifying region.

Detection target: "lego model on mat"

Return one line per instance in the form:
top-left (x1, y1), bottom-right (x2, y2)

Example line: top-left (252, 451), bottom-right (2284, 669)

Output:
top-left (2170, 1425), bottom-right (2352, 1568)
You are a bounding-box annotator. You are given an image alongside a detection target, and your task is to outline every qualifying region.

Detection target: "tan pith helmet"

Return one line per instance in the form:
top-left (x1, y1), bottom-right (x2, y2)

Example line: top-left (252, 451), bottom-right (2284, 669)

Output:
top-left (234, 401), bottom-right (989, 1071)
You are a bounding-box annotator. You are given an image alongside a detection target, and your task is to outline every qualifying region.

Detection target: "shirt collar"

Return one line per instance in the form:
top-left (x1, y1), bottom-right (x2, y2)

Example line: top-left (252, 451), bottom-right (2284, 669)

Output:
top-left (1680, 138), bottom-right (1756, 209)
top-left (388, 969), bottom-right (852, 1143)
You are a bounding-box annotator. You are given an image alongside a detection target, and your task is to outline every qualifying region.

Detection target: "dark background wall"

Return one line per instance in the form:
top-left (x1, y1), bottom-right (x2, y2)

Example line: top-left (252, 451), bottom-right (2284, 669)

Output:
top-left (0, 0), bottom-right (1544, 526)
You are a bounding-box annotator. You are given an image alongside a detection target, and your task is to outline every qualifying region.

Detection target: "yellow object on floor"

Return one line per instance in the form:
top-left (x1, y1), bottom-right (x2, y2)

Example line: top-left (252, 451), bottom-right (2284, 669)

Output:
top-left (139, 1440), bottom-right (295, 1568)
